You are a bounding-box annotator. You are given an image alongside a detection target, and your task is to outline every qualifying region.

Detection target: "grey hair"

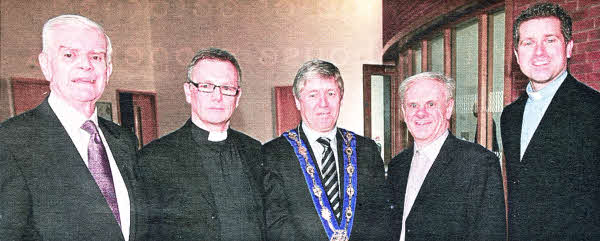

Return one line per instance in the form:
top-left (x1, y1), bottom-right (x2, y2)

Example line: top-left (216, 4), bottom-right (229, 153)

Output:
top-left (42, 15), bottom-right (112, 64)
top-left (292, 59), bottom-right (344, 98)
top-left (399, 72), bottom-right (455, 104)
top-left (186, 48), bottom-right (242, 84)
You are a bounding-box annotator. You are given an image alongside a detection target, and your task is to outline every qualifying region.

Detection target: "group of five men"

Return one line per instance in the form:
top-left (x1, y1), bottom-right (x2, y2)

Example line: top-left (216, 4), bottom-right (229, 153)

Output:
top-left (1, 2), bottom-right (599, 240)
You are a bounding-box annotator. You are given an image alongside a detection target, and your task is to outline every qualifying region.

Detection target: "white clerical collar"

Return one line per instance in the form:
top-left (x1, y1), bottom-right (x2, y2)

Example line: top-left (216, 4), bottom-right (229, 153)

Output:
top-left (301, 122), bottom-right (337, 144)
top-left (48, 93), bottom-right (99, 131)
top-left (190, 118), bottom-right (228, 142)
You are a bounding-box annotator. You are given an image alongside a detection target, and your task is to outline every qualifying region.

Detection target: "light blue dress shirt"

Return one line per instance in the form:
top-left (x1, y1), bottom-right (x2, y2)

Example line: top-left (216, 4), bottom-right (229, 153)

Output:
top-left (520, 71), bottom-right (568, 160)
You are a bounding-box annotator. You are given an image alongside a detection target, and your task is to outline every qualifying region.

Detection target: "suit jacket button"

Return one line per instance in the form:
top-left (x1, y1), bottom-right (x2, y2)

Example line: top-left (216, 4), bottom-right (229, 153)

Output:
top-left (211, 216), bottom-right (216, 219)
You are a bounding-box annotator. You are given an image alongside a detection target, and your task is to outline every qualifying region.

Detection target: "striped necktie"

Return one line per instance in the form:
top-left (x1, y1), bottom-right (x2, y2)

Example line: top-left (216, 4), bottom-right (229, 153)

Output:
top-left (317, 137), bottom-right (341, 222)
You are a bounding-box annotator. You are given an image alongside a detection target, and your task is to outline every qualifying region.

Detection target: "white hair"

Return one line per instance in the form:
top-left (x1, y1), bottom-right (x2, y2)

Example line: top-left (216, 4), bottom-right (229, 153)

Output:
top-left (42, 15), bottom-right (112, 64)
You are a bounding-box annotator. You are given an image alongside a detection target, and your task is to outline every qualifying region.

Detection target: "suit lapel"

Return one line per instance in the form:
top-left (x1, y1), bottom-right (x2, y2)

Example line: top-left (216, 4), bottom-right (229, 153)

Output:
top-left (521, 76), bottom-right (574, 162)
top-left (98, 118), bottom-right (137, 239)
top-left (505, 95), bottom-right (527, 164)
top-left (408, 135), bottom-right (456, 216)
top-left (394, 147), bottom-right (413, 215)
top-left (35, 100), bottom-right (124, 239)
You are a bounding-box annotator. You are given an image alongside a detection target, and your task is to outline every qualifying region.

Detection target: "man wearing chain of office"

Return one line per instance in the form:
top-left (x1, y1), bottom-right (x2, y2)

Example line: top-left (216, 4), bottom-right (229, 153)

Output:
top-left (263, 59), bottom-right (390, 241)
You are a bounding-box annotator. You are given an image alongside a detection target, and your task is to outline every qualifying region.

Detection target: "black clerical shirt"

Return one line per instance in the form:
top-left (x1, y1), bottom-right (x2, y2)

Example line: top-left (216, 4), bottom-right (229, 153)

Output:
top-left (192, 127), bottom-right (261, 241)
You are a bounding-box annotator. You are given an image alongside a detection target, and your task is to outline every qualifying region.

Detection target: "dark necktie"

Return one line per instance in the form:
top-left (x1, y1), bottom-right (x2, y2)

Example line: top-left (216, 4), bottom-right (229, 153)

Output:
top-left (317, 137), bottom-right (341, 221)
top-left (81, 120), bottom-right (121, 226)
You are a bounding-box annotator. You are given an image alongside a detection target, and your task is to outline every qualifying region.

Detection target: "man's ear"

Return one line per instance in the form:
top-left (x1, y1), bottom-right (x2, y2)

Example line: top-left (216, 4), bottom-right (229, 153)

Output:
top-left (294, 96), bottom-right (301, 111)
top-left (184, 83), bottom-right (192, 104)
top-left (235, 88), bottom-right (242, 108)
top-left (514, 49), bottom-right (520, 65)
top-left (566, 39), bottom-right (574, 59)
top-left (106, 61), bottom-right (113, 81)
top-left (445, 98), bottom-right (455, 120)
top-left (39, 52), bottom-right (52, 81)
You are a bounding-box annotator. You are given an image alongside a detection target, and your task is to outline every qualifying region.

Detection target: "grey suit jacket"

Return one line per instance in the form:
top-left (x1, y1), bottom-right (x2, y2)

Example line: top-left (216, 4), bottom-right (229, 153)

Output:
top-left (0, 98), bottom-right (138, 241)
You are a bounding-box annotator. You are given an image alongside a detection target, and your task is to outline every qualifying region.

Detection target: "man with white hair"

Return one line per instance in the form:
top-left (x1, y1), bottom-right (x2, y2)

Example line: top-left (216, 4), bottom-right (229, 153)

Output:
top-left (0, 15), bottom-right (137, 240)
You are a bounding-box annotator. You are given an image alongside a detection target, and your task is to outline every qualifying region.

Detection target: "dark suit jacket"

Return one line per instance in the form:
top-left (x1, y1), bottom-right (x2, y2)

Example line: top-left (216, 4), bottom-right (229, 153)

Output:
top-left (501, 74), bottom-right (600, 240)
top-left (388, 133), bottom-right (505, 240)
top-left (136, 120), bottom-right (265, 240)
top-left (263, 126), bottom-right (390, 241)
top-left (0, 99), bottom-right (138, 241)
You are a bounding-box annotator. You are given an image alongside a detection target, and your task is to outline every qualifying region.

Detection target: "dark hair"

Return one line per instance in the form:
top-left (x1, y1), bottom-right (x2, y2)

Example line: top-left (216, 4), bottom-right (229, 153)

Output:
top-left (292, 59), bottom-right (344, 98)
top-left (186, 48), bottom-right (242, 84)
top-left (513, 2), bottom-right (572, 49)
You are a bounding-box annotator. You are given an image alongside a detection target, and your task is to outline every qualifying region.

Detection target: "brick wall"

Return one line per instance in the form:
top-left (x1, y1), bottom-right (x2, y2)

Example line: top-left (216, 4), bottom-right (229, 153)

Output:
top-left (383, 0), bottom-right (600, 102)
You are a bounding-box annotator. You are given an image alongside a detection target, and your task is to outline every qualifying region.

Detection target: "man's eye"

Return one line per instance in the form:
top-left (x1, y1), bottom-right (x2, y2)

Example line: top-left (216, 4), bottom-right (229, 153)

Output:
top-left (409, 103), bottom-right (417, 108)
top-left (199, 84), bottom-right (211, 88)
top-left (91, 55), bottom-right (102, 61)
top-left (428, 102), bottom-right (434, 107)
top-left (64, 53), bottom-right (73, 58)
top-left (222, 86), bottom-right (235, 91)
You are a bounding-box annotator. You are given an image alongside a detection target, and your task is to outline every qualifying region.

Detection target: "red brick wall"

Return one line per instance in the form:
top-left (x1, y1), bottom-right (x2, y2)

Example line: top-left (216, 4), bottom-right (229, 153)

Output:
top-left (510, 0), bottom-right (600, 100)
top-left (383, 0), bottom-right (600, 102)
top-left (383, 0), bottom-right (476, 48)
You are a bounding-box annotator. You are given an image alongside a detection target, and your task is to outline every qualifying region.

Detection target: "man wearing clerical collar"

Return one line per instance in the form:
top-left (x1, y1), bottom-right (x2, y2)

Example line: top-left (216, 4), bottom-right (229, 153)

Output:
top-left (136, 48), bottom-right (264, 240)
top-left (388, 72), bottom-right (505, 240)
top-left (501, 3), bottom-right (600, 240)
top-left (0, 15), bottom-right (138, 240)
top-left (263, 59), bottom-right (390, 241)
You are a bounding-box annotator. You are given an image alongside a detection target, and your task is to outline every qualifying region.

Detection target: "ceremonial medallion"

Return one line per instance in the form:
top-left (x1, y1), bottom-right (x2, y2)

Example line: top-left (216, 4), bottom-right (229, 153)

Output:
top-left (283, 128), bottom-right (358, 241)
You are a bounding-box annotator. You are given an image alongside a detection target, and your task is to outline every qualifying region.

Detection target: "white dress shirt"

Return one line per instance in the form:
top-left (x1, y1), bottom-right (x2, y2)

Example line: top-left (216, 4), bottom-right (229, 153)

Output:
top-left (301, 123), bottom-right (341, 194)
top-left (400, 131), bottom-right (449, 241)
top-left (48, 93), bottom-right (130, 240)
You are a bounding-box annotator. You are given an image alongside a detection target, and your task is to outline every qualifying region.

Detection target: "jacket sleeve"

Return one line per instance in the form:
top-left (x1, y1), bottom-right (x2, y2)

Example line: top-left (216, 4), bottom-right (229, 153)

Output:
top-left (0, 148), bottom-right (41, 240)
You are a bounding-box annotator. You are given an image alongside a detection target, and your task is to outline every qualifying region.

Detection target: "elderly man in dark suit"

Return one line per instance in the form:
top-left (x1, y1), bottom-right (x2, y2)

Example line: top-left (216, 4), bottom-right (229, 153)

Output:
top-left (0, 15), bottom-right (138, 240)
top-left (263, 59), bottom-right (390, 241)
top-left (136, 48), bottom-right (264, 240)
top-left (389, 72), bottom-right (505, 240)
top-left (501, 3), bottom-right (600, 240)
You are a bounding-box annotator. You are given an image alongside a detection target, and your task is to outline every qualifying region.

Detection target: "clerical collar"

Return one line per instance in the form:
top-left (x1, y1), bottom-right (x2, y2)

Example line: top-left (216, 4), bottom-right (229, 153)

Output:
top-left (190, 119), bottom-right (228, 142)
top-left (301, 122), bottom-right (337, 144)
top-left (526, 70), bottom-right (567, 102)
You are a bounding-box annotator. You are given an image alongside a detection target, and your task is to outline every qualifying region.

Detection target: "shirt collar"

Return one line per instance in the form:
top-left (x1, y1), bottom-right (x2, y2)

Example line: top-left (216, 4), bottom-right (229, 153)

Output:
top-left (414, 130), bottom-right (449, 162)
top-left (190, 118), bottom-right (228, 142)
top-left (526, 70), bottom-right (567, 102)
top-left (301, 122), bottom-right (337, 144)
top-left (48, 92), bottom-right (99, 131)
top-left (190, 120), bottom-right (228, 142)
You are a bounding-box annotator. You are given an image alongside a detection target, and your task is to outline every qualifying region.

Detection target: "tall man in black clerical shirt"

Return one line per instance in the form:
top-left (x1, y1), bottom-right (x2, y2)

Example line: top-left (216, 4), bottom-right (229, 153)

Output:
top-left (502, 3), bottom-right (600, 240)
top-left (262, 60), bottom-right (390, 241)
top-left (136, 48), bottom-right (264, 240)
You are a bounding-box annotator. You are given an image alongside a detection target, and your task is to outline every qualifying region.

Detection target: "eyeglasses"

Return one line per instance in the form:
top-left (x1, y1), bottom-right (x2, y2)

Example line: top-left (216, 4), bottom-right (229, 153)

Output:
top-left (188, 81), bottom-right (240, 96)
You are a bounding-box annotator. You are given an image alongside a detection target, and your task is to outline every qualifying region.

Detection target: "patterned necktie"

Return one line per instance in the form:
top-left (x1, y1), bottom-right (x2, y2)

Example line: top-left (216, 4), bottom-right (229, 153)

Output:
top-left (81, 120), bottom-right (121, 226)
top-left (317, 137), bottom-right (341, 221)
